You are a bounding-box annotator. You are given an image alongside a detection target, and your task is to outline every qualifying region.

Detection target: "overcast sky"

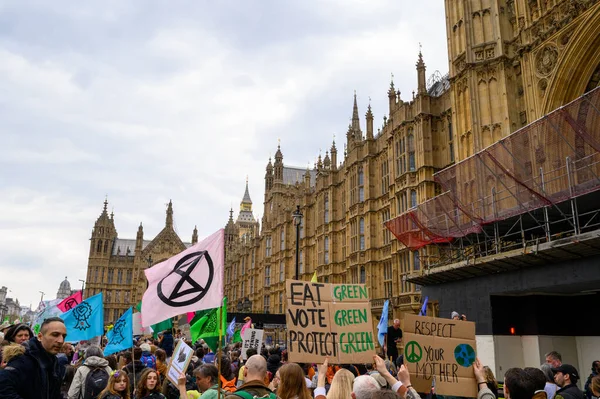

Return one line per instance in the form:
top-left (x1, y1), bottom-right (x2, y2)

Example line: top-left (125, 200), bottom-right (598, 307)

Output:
top-left (0, 1), bottom-right (448, 309)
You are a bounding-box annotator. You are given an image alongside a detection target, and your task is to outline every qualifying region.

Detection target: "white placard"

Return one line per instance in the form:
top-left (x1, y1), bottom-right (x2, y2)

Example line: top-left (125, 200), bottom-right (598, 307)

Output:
top-left (133, 313), bottom-right (154, 335)
top-left (241, 328), bottom-right (264, 360)
top-left (167, 340), bottom-right (194, 386)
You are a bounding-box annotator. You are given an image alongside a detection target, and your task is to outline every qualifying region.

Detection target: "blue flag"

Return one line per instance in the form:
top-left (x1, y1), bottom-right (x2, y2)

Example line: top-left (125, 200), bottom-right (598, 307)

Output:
top-left (104, 307), bottom-right (133, 356)
top-left (419, 296), bottom-right (429, 316)
top-left (226, 317), bottom-right (236, 338)
top-left (60, 293), bottom-right (104, 342)
top-left (377, 299), bottom-right (389, 347)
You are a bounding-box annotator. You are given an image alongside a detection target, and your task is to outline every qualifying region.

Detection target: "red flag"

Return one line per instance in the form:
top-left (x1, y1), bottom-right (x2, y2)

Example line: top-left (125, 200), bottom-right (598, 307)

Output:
top-left (57, 291), bottom-right (83, 313)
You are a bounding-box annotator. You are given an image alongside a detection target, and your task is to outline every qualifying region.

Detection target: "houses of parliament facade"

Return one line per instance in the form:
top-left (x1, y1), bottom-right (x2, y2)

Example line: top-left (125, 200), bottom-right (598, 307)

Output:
top-left (222, 0), bottom-right (600, 321)
top-left (84, 0), bottom-right (600, 327)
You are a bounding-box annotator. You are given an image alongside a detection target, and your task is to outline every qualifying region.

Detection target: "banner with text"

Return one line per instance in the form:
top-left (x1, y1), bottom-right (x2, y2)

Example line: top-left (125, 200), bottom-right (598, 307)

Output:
top-left (402, 313), bottom-right (477, 398)
top-left (285, 280), bottom-right (375, 364)
top-left (241, 328), bottom-right (264, 360)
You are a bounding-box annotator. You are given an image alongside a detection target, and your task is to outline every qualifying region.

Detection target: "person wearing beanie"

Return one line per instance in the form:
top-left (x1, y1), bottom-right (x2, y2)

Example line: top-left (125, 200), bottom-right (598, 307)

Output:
top-left (2, 323), bottom-right (35, 345)
top-left (451, 311), bottom-right (467, 321)
top-left (140, 343), bottom-right (157, 370)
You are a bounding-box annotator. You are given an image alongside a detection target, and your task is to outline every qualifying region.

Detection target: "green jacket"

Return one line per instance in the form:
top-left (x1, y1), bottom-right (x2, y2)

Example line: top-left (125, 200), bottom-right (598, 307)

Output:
top-left (201, 384), bottom-right (228, 399)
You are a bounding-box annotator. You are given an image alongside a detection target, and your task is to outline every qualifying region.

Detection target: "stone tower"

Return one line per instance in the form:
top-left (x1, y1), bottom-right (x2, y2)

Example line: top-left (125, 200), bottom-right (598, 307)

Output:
top-left (56, 277), bottom-right (72, 299)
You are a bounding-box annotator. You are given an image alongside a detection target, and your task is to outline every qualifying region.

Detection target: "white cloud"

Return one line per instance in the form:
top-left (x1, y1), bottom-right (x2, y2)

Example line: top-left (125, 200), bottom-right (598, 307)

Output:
top-left (0, 1), bottom-right (447, 308)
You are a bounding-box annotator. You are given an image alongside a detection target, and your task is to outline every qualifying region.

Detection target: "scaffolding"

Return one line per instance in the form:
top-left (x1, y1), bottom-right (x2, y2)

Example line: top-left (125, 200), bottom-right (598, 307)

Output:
top-left (385, 86), bottom-right (600, 268)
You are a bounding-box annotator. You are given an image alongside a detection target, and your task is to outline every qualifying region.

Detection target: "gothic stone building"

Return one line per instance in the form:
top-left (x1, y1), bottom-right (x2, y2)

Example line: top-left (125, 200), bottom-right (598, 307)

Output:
top-left (84, 200), bottom-right (197, 324)
top-left (224, 0), bottom-right (600, 345)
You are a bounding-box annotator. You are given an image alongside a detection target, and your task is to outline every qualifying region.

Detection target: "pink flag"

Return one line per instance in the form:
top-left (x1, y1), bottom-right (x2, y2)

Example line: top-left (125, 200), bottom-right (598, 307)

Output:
top-left (187, 312), bottom-right (195, 323)
top-left (57, 291), bottom-right (83, 313)
top-left (241, 318), bottom-right (252, 338)
top-left (141, 229), bottom-right (224, 327)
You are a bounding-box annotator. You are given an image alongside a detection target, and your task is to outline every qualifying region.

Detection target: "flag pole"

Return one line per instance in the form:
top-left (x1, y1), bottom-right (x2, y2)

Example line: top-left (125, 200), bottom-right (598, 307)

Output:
top-left (217, 299), bottom-right (224, 399)
top-left (132, 345), bottom-right (137, 389)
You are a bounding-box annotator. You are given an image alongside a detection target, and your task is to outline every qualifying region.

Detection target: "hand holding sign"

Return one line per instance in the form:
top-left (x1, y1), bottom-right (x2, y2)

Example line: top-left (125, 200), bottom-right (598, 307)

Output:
top-left (472, 358), bottom-right (486, 384)
top-left (398, 365), bottom-right (411, 387)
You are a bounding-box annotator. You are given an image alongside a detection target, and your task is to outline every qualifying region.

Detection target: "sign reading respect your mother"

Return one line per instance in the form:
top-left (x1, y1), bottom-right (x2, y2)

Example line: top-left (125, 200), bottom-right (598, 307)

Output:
top-left (285, 280), bottom-right (376, 364)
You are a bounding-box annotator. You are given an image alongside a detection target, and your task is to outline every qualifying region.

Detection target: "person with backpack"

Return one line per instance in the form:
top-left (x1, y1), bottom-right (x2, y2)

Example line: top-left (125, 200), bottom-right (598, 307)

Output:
top-left (98, 370), bottom-right (131, 399)
top-left (68, 345), bottom-right (112, 399)
top-left (140, 344), bottom-right (156, 370)
top-left (226, 354), bottom-right (276, 399)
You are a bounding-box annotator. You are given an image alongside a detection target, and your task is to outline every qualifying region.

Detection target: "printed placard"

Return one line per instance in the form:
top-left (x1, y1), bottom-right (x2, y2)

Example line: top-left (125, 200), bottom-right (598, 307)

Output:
top-left (166, 339), bottom-right (194, 387)
top-left (402, 313), bottom-right (477, 398)
top-left (241, 328), bottom-right (264, 360)
top-left (285, 280), bottom-right (375, 364)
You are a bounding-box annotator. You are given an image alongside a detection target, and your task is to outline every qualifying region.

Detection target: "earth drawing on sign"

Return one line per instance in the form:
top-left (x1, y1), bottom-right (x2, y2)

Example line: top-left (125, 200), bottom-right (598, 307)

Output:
top-left (454, 343), bottom-right (476, 367)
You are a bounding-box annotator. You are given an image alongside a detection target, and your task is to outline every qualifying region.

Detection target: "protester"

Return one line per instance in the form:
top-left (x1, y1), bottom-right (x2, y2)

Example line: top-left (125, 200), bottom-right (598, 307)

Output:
top-left (325, 368), bottom-right (354, 399)
top-left (155, 349), bottom-right (167, 380)
top-left (188, 364), bottom-right (226, 399)
top-left (226, 354), bottom-right (275, 399)
top-left (553, 364), bottom-right (584, 399)
top-left (484, 365), bottom-right (500, 399)
top-left (451, 311), bottom-right (468, 320)
top-left (0, 317), bottom-right (67, 399)
top-left (98, 370), bottom-right (131, 399)
top-left (140, 343), bottom-right (157, 370)
top-left (218, 355), bottom-right (237, 392)
top-left (504, 367), bottom-right (537, 399)
top-left (585, 361), bottom-right (600, 399)
top-left (372, 391), bottom-right (402, 399)
top-left (61, 365), bottom-right (76, 399)
top-left (135, 369), bottom-right (164, 399)
top-left (541, 363), bottom-right (559, 399)
top-left (546, 352), bottom-right (563, 368)
top-left (353, 375), bottom-right (382, 399)
top-left (275, 363), bottom-right (312, 399)
top-left (125, 347), bottom-right (148, 394)
top-left (68, 345), bottom-right (112, 399)
top-left (237, 348), bottom-right (258, 388)
top-left (590, 376), bottom-right (600, 398)
top-left (159, 331), bottom-right (174, 358)
top-left (2, 323), bottom-right (34, 345)
top-left (384, 319), bottom-right (403, 362)
top-left (525, 367), bottom-right (549, 399)
top-left (266, 347), bottom-right (282, 377)
top-left (474, 359), bottom-right (502, 399)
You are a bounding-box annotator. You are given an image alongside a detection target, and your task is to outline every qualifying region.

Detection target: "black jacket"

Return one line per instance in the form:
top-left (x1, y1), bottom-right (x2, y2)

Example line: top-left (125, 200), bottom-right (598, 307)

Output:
top-left (0, 337), bottom-right (64, 399)
top-left (556, 384), bottom-right (585, 399)
top-left (266, 354), bottom-right (281, 376)
top-left (159, 333), bottom-right (174, 357)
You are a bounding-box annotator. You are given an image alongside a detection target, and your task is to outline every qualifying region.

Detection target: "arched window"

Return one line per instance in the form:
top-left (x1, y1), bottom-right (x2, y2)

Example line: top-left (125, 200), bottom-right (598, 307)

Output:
top-left (359, 218), bottom-right (365, 250)
top-left (324, 194), bottom-right (329, 224)
top-left (410, 190), bottom-right (417, 208)
top-left (324, 236), bottom-right (329, 264)
top-left (413, 251), bottom-right (420, 271)
top-left (97, 240), bottom-right (102, 253)
top-left (408, 132), bottom-right (415, 171)
top-left (360, 266), bottom-right (366, 283)
top-left (358, 168), bottom-right (365, 202)
top-left (103, 240), bottom-right (109, 254)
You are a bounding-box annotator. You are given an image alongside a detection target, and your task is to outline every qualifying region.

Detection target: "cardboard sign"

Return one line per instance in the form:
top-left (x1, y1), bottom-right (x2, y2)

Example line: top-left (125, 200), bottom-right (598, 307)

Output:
top-left (166, 339), bottom-right (194, 387)
top-left (285, 280), bottom-right (376, 364)
top-left (402, 313), bottom-right (477, 398)
top-left (241, 328), bottom-right (264, 360)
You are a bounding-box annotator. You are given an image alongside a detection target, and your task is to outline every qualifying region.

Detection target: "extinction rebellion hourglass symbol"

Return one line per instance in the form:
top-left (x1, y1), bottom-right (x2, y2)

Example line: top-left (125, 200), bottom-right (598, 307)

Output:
top-left (157, 251), bottom-right (214, 307)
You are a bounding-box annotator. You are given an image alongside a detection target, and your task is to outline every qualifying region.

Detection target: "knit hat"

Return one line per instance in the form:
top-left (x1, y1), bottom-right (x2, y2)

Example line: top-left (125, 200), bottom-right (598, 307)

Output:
top-left (451, 311), bottom-right (460, 319)
top-left (140, 343), bottom-right (151, 352)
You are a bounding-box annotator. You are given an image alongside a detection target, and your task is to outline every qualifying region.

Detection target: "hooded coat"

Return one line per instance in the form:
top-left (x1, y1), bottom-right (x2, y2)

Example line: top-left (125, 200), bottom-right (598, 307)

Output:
top-left (0, 337), bottom-right (64, 399)
top-left (67, 356), bottom-right (112, 399)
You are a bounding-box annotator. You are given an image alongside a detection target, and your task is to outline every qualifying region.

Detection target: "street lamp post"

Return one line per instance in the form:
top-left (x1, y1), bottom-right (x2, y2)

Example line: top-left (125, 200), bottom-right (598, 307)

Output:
top-left (79, 279), bottom-right (85, 295)
top-left (39, 291), bottom-right (45, 304)
top-left (292, 205), bottom-right (303, 280)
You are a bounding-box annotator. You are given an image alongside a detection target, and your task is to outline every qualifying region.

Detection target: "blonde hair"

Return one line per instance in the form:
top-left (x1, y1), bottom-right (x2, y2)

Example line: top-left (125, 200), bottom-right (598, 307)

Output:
top-left (327, 369), bottom-right (354, 399)
top-left (97, 371), bottom-right (130, 399)
top-left (591, 375), bottom-right (600, 397)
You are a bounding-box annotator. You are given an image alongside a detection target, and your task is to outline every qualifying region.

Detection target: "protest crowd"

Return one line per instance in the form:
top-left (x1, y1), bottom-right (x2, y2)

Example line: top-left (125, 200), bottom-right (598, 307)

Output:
top-left (0, 313), bottom-right (598, 399)
top-left (1, 231), bottom-right (598, 399)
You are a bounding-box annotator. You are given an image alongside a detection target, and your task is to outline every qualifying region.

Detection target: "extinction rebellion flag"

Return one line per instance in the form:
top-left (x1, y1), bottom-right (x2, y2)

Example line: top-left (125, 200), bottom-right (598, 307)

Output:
top-left (141, 229), bottom-right (224, 327)
top-left (60, 293), bottom-right (104, 341)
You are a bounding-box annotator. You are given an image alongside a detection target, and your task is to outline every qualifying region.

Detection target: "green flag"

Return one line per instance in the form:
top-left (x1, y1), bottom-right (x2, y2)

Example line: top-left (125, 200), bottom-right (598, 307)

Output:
top-left (190, 298), bottom-right (227, 352)
top-left (232, 329), bottom-right (242, 343)
top-left (189, 309), bottom-right (211, 327)
top-left (136, 300), bottom-right (172, 338)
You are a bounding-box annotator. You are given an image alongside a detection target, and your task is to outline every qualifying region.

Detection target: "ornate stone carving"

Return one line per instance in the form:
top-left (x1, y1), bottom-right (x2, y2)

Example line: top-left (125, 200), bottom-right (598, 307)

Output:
top-left (535, 45), bottom-right (559, 76)
top-left (538, 78), bottom-right (548, 92)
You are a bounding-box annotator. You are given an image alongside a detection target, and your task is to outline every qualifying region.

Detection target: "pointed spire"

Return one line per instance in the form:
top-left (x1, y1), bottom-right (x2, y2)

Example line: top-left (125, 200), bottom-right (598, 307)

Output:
top-left (102, 198), bottom-right (108, 214)
top-left (229, 208), bottom-right (234, 221)
top-left (166, 200), bottom-right (173, 229)
top-left (417, 46), bottom-right (427, 95)
top-left (242, 178), bottom-right (252, 204)
top-left (388, 73), bottom-right (396, 96)
top-left (366, 101), bottom-right (374, 140)
top-left (351, 91), bottom-right (361, 133)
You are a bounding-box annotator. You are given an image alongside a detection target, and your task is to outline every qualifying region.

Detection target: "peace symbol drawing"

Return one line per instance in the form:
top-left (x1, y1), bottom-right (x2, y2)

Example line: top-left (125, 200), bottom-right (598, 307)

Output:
top-left (157, 250), bottom-right (214, 307)
top-left (404, 341), bottom-right (423, 363)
